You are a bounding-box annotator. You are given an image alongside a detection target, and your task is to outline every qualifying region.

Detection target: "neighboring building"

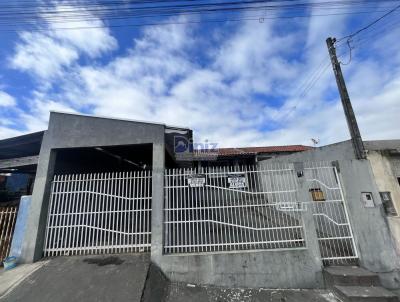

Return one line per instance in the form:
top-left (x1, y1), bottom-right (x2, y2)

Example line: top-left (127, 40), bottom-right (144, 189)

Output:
top-left (194, 145), bottom-right (312, 167)
top-left (364, 140), bottom-right (400, 255)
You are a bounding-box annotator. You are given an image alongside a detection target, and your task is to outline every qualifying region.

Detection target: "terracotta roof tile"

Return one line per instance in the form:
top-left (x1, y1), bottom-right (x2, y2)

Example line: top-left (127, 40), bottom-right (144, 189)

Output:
top-left (194, 145), bottom-right (312, 158)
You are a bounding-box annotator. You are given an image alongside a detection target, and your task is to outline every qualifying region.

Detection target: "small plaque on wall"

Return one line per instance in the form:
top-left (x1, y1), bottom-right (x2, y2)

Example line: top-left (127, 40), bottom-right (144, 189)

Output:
top-left (361, 192), bottom-right (375, 208)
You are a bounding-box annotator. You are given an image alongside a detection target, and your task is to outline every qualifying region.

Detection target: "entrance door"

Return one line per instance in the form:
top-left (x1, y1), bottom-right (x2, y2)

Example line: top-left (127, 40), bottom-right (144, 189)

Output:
top-left (304, 162), bottom-right (358, 265)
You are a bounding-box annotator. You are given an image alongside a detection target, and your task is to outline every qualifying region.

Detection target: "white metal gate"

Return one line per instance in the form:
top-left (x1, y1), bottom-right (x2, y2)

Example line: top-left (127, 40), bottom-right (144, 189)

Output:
top-left (164, 164), bottom-right (306, 254)
top-left (163, 162), bottom-right (358, 264)
top-left (0, 206), bottom-right (17, 263)
top-left (304, 162), bottom-right (358, 264)
top-left (44, 171), bottom-right (152, 257)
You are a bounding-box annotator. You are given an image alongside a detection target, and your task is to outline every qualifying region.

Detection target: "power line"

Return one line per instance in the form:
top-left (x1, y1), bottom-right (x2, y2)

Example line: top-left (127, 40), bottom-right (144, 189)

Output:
top-left (337, 2), bottom-right (400, 42)
top-left (0, 0), bottom-right (396, 30)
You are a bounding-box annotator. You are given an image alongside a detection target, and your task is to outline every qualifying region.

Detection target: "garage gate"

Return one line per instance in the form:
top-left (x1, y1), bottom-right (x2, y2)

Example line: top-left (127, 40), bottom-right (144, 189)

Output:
top-left (43, 171), bottom-right (152, 257)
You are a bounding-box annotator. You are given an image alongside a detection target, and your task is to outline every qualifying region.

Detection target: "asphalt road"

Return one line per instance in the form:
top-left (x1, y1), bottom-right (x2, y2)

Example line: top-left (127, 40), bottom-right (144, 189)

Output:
top-left (1, 253), bottom-right (150, 302)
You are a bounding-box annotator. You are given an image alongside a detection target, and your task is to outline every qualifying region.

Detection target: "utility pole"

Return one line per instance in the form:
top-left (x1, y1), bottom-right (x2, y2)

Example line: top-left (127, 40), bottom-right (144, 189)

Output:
top-left (326, 37), bottom-right (366, 159)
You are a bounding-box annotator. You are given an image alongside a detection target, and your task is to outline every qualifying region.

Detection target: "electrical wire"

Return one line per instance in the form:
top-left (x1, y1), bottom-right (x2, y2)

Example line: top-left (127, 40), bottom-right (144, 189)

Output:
top-left (0, 0), bottom-right (397, 31)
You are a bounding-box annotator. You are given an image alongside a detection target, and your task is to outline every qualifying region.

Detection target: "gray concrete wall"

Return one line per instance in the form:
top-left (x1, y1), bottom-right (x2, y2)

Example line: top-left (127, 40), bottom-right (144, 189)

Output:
top-left (261, 140), bottom-right (400, 289)
top-left (21, 112), bottom-right (166, 263)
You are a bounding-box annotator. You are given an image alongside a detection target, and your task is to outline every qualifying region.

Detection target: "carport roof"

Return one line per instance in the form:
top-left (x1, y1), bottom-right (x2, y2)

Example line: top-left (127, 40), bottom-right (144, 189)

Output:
top-left (0, 131), bottom-right (44, 159)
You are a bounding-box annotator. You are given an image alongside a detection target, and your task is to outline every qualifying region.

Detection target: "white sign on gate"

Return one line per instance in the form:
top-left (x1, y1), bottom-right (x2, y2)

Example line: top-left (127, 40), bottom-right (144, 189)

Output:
top-left (227, 173), bottom-right (247, 189)
top-left (188, 174), bottom-right (206, 187)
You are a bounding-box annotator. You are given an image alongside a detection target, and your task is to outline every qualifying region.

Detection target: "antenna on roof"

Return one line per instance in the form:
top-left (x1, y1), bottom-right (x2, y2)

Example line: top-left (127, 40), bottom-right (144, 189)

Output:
top-left (311, 138), bottom-right (320, 147)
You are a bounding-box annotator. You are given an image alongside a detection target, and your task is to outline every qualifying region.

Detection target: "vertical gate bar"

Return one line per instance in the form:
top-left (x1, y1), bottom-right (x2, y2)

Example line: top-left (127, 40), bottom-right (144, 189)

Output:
top-left (60, 174), bottom-right (71, 254)
top-left (65, 174), bottom-right (75, 255)
top-left (283, 166), bottom-right (293, 246)
top-left (123, 171), bottom-right (127, 253)
top-left (139, 170), bottom-right (143, 251)
top-left (129, 171), bottom-right (135, 253)
top-left (127, 171), bottom-right (132, 253)
top-left (175, 168), bottom-right (178, 254)
top-left (44, 176), bottom-right (56, 257)
top-left (260, 166), bottom-right (268, 248)
top-left (71, 173), bottom-right (80, 255)
top-left (99, 173), bottom-right (105, 254)
top-left (93, 173), bottom-right (100, 254)
top-left (89, 173), bottom-right (96, 254)
top-left (199, 166), bottom-right (204, 252)
top-left (147, 170), bottom-right (151, 251)
top-left (116, 172), bottom-right (122, 252)
top-left (177, 168), bottom-right (183, 253)
top-left (171, 169), bottom-right (175, 254)
top-left (78, 173), bottom-right (87, 255)
top-left (55, 174), bottom-right (66, 256)
top-left (209, 166), bottom-right (216, 252)
top-left (222, 166), bottom-right (232, 250)
top-left (335, 166), bottom-right (358, 259)
top-left (279, 166), bottom-right (287, 248)
top-left (142, 170), bottom-right (146, 251)
top-left (222, 166), bottom-right (232, 251)
top-left (108, 172), bottom-right (114, 253)
top-left (191, 168), bottom-right (198, 252)
top-left (68, 174), bottom-right (76, 255)
top-left (83, 173), bottom-right (91, 254)
top-left (50, 175), bottom-right (59, 257)
top-left (204, 166), bottom-right (210, 253)
top-left (218, 166), bottom-right (226, 250)
top-left (133, 170), bottom-right (138, 253)
top-left (164, 170), bottom-right (169, 254)
top-left (195, 166), bottom-right (199, 252)
top-left (244, 165), bottom-right (254, 247)
top-left (250, 166), bottom-right (261, 247)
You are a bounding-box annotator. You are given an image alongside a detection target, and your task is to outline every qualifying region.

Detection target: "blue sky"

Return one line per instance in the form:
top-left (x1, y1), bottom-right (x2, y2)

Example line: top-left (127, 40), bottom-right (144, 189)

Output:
top-left (0, 1), bottom-right (399, 147)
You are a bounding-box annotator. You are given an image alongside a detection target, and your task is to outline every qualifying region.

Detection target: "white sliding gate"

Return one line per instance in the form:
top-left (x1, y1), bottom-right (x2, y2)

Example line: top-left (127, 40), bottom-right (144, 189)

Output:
top-left (164, 164), bottom-right (306, 254)
top-left (44, 171), bottom-right (152, 257)
top-left (163, 162), bottom-right (358, 265)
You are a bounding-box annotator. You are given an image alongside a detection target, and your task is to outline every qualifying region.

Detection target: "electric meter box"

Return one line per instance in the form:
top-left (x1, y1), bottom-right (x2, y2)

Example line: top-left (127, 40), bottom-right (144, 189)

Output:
top-left (380, 191), bottom-right (397, 216)
top-left (361, 192), bottom-right (375, 208)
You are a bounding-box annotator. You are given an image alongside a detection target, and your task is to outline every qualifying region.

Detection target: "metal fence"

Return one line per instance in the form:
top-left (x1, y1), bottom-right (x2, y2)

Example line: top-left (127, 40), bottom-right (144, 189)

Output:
top-left (0, 206), bottom-right (17, 263)
top-left (164, 164), bottom-right (306, 254)
top-left (304, 162), bottom-right (358, 264)
top-left (44, 171), bottom-right (152, 257)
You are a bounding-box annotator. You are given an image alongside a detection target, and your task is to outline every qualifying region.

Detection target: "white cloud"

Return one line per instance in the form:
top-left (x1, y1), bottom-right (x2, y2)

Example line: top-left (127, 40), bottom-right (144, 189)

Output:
top-left (4, 11), bottom-right (400, 147)
top-left (0, 91), bottom-right (16, 107)
top-left (11, 31), bottom-right (79, 79)
top-left (10, 3), bottom-right (117, 80)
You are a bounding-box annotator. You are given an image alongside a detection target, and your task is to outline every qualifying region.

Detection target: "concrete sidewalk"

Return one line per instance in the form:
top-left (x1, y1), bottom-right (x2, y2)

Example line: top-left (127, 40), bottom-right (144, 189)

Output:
top-left (0, 254), bottom-right (150, 302)
top-left (0, 261), bottom-right (46, 299)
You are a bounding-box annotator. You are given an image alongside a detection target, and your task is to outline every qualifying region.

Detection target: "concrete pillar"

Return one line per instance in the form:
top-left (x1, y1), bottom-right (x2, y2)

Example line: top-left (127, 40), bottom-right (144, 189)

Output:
top-left (20, 134), bottom-right (57, 263)
top-left (151, 142), bottom-right (165, 265)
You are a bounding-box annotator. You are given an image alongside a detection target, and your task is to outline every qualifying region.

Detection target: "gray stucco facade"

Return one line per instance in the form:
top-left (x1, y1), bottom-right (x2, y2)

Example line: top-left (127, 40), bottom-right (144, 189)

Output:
top-left (20, 112), bottom-right (168, 263)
